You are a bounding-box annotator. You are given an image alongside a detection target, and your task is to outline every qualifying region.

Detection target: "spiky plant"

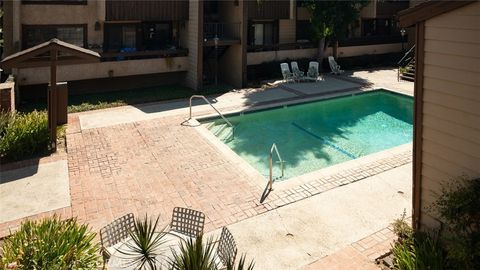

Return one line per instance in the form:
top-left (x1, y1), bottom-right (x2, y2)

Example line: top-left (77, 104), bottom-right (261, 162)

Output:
top-left (117, 215), bottom-right (169, 270)
top-left (0, 216), bottom-right (100, 269)
top-left (169, 234), bottom-right (218, 270)
top-left (226, 254), bottom-right (255, 270)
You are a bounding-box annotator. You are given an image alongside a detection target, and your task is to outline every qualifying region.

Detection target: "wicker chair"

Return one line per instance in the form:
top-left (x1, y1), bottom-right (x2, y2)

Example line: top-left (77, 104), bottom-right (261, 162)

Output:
top-left (99, 213), bottom-right (135, 262)
top-left (170, 207), bottom-right (205, 238)
top-left (216, 227), bottom-right (238, 268)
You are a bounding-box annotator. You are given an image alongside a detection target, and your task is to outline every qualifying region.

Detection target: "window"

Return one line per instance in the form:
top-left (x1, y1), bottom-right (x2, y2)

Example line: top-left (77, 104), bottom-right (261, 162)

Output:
top-left (248, 21), bottom-right (278, 48)
top-left (142, 23), bottom-right (173, 50)
top-left (104, 24), bottom-right (138, 52)
top-left (22, 0), bottom-right (87, 5)
top-left (296, 20), bottom-right (312, 42)
top-left (361, 18), bottom-right (398, 37)
top-left (23, 25), bottom-right (86, 49)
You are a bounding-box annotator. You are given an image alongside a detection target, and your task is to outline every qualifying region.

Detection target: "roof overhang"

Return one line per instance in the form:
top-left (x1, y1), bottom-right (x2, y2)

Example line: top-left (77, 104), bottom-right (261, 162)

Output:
top-left (0, 39), bottom-right (100, 69)
top-left (398, 0), bottom-right (475, 27)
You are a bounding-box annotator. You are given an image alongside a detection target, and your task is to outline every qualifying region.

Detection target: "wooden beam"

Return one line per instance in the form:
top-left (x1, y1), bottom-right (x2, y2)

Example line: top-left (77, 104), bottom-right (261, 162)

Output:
top-left (412, 21), bottom-right (425, 231)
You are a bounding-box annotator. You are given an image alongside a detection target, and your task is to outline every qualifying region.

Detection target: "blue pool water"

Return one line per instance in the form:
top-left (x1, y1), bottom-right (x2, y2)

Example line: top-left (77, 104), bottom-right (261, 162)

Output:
top-left (203, 90), bottom-right (413, 180)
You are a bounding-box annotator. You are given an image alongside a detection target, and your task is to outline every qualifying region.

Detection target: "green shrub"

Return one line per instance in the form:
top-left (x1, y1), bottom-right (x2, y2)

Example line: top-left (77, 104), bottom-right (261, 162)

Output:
top-left (432, 177), bottom-right (480, 269)
top-left (391, 214), bottom-right (446, 270)
top-left (0, 110), bottom-right (49, 161)
top-left (0, 111), bottom-right (14, 137)
top-left (1, 216), bottom-right (100, 269)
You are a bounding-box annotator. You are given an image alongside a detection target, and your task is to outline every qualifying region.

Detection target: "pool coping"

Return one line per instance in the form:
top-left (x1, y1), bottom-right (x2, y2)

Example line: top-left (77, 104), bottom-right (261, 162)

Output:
top-left (190, 87), bottom-right (413, 198)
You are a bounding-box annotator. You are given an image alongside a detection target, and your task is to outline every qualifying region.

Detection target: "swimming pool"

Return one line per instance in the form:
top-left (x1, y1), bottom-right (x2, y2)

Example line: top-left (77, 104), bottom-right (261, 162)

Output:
top-left (202, 90), bottom-right (413, 180)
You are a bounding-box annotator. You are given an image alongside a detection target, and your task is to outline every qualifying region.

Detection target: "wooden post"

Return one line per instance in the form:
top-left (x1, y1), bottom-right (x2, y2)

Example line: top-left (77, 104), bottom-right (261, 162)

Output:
top-left (49, 49), bottom-right (58, 151)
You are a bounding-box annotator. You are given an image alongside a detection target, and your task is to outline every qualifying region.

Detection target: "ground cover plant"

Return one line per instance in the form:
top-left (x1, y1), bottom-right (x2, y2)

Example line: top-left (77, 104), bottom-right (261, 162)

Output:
top-left (0, 216), bottom-right (100, 269)
top-left (0, 110), bottom-right (49, 161)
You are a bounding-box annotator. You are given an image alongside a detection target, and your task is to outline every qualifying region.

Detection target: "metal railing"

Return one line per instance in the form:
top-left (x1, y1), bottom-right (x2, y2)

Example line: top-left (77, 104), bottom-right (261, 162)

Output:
top-left (188, 95), bottom-right (235, 140)
top-left (204, 22), bottom-right (241, 41)
top-left (268, 143), bottom-right (285, 190)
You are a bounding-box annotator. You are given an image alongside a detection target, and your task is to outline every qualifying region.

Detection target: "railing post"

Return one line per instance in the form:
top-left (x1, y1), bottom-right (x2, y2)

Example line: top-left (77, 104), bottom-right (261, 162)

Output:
top-left (269, 153), bottom-right (273, 190)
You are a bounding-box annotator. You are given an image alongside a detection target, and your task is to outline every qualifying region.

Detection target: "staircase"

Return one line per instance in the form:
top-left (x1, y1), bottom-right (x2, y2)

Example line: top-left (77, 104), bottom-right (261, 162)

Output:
top-left (207, 122), bottom-right (235, 141)
top-left (399, 59), bottom-right (415, 82)
top-left (398, 45), bottom-right (416, 82)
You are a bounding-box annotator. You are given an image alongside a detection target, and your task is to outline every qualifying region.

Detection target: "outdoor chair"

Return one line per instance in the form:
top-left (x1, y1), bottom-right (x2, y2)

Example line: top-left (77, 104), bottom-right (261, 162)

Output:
top-left (99, 213), bottom-right (135, 263)
top-left (328, 56), bottom-right (344, 75)
top-left (306, 61), bottom-right (320, 81)
top-left (170, 207), bottom-right (206, 238)
top-left (291, 61), bottom-right (305, 81)
top-left (280, 63), bottom-right (294, 83)
top-left (216, 227), bottom-right (238, 269)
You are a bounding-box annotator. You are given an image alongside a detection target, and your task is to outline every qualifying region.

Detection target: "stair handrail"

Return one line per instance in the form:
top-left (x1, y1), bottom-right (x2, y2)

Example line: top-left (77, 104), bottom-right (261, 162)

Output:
top-left (188, 95), bottom-right (235, 139)
top-left (398, 45), bottom-right (415, 67)
top-left (268, 143), bottom-right (285, 190)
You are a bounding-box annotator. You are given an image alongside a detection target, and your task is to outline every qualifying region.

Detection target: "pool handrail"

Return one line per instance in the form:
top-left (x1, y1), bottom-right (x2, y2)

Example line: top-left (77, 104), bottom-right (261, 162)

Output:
top-left (269, 143), bottom-right (285, 190)
top-left (188, 95), bottom-right (235, 140)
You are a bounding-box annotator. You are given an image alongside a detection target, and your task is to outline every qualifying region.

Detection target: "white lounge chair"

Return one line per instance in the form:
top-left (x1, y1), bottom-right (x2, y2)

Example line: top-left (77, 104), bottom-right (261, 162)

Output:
top-left (291, 61), bottom-right (304, 81)
top-left (328, 56), bottom-right (344, 75)
top-left (280, 63), bottom-right (294, 83)
top-left (306, 61), bottom-right (320, 81)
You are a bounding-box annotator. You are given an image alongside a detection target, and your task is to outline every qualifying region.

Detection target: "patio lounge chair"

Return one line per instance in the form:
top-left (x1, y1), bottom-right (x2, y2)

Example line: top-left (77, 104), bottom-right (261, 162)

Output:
top-left (216, 227), bottom-right (238, 269)
top-left (328, 56), bottom-right (344, 75)
top-left (280, 63), bottom-right (294, 83)
top-left (291, 61), bottom-right (305, 81)
top-left (100, 213), bottom-right (135, 263)
top-left (306, 61), bottom-right (320, 81)
top-left (170, 207), bottom-right (206, 238)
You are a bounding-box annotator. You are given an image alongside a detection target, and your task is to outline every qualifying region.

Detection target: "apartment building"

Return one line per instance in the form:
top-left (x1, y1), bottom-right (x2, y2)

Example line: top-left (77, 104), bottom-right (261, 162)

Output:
top-left (1, 0), bottom-right (409, 94)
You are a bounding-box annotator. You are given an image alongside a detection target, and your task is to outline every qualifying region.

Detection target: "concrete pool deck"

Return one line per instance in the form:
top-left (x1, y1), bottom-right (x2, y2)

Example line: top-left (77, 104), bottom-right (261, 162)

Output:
top-left (0, 67), bottom-right (413, 269)
top-left (206, 164), bottom-right (411, 269)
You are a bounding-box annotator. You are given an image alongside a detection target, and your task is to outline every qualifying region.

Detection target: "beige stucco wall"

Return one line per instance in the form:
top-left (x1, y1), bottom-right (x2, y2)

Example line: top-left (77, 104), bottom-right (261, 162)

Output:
top-left (419, 1), bottom-right (480, 228)
top-left (217, 0), bottom-right (244, 88)
top-left (247, 43), bottom-right (402, 65)
top-left (15, 57), bottom-right (189, 86)
top-left (185, 0), bottom-right (201, 90)
top-left (279, 19), bottom-right (296, 44)
top-left (19, 1), bottom-right (104, 48)
top-left (360, 0), bottom-right (377, 18)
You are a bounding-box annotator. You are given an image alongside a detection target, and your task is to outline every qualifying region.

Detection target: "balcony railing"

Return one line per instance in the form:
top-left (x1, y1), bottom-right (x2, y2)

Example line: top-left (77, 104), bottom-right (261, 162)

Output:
top-left (338, 35), bottom-right (404, 47)
top-left (204, 23), bottom-right (241, 41)
top-left (247, 42), bottom-right (314, 52)
top-left (101, 48), bottom-right (188, 62)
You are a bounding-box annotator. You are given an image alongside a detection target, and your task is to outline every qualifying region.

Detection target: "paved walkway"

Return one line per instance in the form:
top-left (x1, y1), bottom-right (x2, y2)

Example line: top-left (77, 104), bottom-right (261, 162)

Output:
top-left (0, 68), bottom-right (413, 269)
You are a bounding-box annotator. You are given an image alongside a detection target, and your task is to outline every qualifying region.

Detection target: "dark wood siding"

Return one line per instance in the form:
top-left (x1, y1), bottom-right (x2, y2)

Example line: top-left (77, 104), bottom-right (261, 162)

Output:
top-left (247, 0), bottom-right (290, 20)
top-left (106, 0), bottom-right (189, 21)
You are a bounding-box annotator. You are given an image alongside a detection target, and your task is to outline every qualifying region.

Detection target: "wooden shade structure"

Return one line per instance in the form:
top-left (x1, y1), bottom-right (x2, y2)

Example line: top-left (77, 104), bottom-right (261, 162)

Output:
top-left (0, 39), bottom-right (100, 150)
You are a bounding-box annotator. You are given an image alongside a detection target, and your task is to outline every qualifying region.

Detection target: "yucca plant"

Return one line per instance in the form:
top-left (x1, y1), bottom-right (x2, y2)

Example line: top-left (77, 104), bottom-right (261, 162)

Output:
top-left (169, 234), bottom-right (218, 270)
top-left (0, 216), bottom-right (100, 269)
top-left (117, 214), bottom-right (169, 270)
top-left (226, 254), bottom-right (255, 270)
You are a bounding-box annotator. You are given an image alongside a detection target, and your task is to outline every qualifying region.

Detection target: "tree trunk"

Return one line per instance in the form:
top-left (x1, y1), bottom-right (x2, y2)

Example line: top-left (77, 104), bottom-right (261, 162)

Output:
top-left (333, 40), bottom-right (339, 59)
top-left (317, 37), bottom-right (325, 72)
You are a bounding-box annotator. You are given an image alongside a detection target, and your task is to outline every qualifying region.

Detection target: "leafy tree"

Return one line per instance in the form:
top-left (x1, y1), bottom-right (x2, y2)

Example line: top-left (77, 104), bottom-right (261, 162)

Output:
top-left (301, 0), bottom-right (370, 70)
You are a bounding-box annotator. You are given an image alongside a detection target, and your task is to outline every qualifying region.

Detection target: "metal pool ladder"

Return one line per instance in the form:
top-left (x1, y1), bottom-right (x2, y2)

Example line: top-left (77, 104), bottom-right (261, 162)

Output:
top-left (188, 95), bottom-right (235, 140)
top-left (268, 143), bottom-right (285, 190)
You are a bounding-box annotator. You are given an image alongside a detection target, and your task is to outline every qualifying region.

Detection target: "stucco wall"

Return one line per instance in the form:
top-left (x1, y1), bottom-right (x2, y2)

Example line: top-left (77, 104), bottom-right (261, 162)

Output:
top-left (247, 43), bottom-right (402, 65)
top-left (185, 0), bottom-right (201, 90)
top-left (20, 1), bottom-right (104, 47)
top-left (15, 57), bottom-right (189, 86)
top-left (419, 1), bottom-right (480, 228)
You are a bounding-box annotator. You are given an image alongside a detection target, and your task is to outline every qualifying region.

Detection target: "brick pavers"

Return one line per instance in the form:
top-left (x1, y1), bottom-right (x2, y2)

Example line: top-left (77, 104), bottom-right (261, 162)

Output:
top-left (0, 110), bottom-right (411, 238)
top-left (302, 227), bottom-right (396, 270)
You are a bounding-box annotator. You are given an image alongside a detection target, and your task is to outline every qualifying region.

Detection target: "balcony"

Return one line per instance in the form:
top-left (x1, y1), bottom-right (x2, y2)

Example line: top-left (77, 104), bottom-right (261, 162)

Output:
top-left (204, 23), bottom-right (241, 46)
top-left (101, 48), bottom-right (188, 62)
top-left (247, 42), bottom-right (314, 52)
